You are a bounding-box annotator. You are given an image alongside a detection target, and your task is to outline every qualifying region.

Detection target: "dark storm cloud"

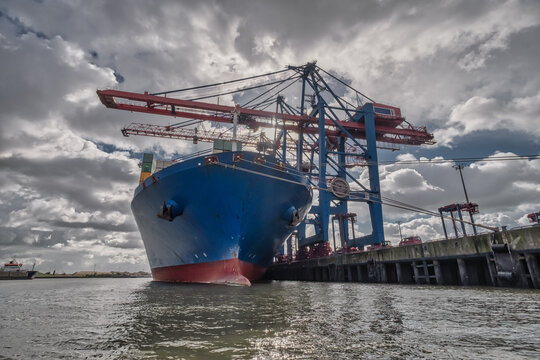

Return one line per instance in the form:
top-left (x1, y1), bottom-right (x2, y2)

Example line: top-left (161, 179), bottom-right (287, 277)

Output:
top-left (0, 156), bottom-right (135, 209)
top-left (0, 8), bottom-right (49, 39)
top-left (0, 156), bottom-right (135, 184)
top-left (113, 71), bottom-right (125, 83)
top-left (0, 155), bottom-right (133, 184)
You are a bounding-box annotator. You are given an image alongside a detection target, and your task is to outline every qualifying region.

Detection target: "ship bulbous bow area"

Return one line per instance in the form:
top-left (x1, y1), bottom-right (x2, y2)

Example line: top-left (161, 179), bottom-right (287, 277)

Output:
top-left (131, 151), bottom-right (312, 286)
top-left (151, 258), bottom-right (265, 286)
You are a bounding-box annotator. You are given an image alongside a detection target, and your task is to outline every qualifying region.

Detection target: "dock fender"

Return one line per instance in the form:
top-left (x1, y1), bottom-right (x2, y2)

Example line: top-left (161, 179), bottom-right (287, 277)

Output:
top-left (491, 243), bottom-right (509, 253)
top-left (157, 200), bottom-right (183, 221)
top-left (282, 206), bottom-right (300, 226)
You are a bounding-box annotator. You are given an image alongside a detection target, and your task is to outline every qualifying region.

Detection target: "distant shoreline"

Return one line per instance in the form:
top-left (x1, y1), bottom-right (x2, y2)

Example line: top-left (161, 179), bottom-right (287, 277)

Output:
top-left (35, 272), bottom-right (152, 279)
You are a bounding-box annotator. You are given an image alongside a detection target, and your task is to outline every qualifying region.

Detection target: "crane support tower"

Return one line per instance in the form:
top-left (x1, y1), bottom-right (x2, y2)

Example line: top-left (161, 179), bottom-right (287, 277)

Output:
top-left (438, 203), bottom-right (479, 239)
top-left (97, 62), bottom-right (434, 253)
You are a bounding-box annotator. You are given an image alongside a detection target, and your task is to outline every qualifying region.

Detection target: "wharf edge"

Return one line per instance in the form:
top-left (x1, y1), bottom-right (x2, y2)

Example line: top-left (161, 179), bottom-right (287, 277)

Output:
top-left (265, 226), bottom-right (540, 289)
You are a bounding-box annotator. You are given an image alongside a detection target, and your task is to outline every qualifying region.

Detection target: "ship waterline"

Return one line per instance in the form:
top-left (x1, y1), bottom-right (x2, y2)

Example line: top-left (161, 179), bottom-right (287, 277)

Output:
top-left (151, 258), bottom-right (266, 286)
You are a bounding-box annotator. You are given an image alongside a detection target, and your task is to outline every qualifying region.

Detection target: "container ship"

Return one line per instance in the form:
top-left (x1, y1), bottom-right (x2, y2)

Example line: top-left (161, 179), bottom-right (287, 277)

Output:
top-left (132, 147), bottom-right (312, 286)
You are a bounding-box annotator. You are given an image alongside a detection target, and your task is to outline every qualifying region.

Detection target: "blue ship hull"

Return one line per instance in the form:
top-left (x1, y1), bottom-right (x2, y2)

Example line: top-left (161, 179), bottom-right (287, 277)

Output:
top-left (131, 151), bottom-right (312, 285)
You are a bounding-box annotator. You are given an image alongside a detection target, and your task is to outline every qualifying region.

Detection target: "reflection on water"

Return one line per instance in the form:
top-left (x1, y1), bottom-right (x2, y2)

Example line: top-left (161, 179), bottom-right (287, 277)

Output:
top-left (0, 278), bottom-right (539, 359)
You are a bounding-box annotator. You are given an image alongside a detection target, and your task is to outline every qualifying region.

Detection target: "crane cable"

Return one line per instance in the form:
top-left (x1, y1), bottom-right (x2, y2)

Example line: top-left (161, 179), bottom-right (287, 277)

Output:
top-left (242, 74), bottom-right (301, 108)
top-left (315, 66), bottom-right (375, 103)
top-left (372, 154), bottom-right (540, 166)
top-left (187, 76), bottom-right (301, 102)
top-left (150, 68), bottom-right (292, 96)
top-left (214, 160), bottom-right (499, 232)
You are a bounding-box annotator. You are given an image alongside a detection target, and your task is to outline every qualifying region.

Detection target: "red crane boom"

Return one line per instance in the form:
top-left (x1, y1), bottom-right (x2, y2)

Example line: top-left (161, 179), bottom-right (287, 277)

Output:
top-left (96, 89), bottom-right (434, 146)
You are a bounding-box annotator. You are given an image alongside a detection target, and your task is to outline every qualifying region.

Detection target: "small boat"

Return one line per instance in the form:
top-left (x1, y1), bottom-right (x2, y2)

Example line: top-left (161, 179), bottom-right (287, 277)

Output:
top-left (0, 259), bottom-right (37, 280)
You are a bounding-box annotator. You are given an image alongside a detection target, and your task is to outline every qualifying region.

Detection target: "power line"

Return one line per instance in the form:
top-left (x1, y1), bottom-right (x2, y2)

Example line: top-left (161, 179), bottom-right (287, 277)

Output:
top-left (373, 154), bottom-right (540, 166)
top-left (349, 192), bottom-right (498, 232)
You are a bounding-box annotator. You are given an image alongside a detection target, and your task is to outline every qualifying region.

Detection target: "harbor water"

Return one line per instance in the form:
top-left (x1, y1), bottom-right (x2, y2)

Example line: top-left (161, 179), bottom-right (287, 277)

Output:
top-left (0, 278), bottom-right (539, 359)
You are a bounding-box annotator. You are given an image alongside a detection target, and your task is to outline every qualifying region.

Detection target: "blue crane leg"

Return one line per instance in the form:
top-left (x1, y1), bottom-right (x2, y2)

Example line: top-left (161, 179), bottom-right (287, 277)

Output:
top-left (363, 103), bottom-right (385, 244)
top-left (318, 102), bottom-right (329, 242)
top-left (337, 137), bottom-right (349, 245)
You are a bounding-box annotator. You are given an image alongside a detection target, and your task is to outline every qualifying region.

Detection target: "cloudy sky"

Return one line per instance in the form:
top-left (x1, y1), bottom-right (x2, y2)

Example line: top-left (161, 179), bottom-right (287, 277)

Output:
top-left (1, 0), bottom-right (539, 273)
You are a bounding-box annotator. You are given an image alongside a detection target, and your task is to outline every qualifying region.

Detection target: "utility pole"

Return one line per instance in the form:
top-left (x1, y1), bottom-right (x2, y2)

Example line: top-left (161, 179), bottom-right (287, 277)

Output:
top-left (453, 163), bottom-right (478, 235)
top-left (454, 164), bottom-right (470, 203)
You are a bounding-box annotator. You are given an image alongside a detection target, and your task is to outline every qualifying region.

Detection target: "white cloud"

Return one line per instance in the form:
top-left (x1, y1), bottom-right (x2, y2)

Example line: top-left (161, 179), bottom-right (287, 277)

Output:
top-left (435, 92), bottom-right (540, 146)
top-left (380, 168), bottom-right (443, 194)
top-left (384, 216), bottom-right (445, 245)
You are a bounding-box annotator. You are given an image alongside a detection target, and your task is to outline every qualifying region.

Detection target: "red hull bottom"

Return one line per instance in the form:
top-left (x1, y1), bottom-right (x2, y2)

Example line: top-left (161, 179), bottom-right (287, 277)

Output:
top-left (151, 258), bottom-right (267, 286)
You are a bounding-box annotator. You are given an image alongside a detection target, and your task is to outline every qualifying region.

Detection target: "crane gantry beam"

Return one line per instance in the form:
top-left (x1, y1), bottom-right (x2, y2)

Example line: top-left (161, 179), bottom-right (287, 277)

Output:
top-left (121, 122), bottom-right (263, 146)
top-left (96, 89), bottom-right (434, 146)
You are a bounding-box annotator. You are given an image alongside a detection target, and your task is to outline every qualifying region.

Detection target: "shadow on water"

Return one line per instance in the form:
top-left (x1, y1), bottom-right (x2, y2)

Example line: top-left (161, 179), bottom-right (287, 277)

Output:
top-left (106, 281), bottom-right (299, 359)
top-left (369, 290), bottom-right (404, 337)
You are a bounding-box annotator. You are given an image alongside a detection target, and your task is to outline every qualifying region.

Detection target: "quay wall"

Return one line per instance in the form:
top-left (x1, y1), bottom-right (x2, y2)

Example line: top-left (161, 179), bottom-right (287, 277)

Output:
top-left (265, 226), bottom-right (540, 289)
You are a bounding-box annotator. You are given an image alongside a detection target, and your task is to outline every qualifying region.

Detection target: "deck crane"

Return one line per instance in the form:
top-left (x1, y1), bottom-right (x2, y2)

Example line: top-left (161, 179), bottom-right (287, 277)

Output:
top-left (97, 62), bottom-right (434, 255)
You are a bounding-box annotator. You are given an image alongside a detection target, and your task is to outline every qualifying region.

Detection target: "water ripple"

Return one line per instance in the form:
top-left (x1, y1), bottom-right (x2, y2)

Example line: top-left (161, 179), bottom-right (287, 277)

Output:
top-left (0, 279), bottom-right (539, 359)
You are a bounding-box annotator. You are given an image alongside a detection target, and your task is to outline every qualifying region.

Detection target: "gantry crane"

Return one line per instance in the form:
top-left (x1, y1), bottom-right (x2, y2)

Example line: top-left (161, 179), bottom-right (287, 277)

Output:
top-left (97, 62), bottom-right (434, 255)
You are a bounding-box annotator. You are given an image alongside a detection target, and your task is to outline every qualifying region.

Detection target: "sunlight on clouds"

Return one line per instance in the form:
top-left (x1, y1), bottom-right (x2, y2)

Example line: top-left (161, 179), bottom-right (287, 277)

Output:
top-left (380, 168), bottom-right (443, 194)
top-left (104, 211), bottom-right (130, 226)
top-left (95, 185), bottom-right (133, 204)
top-left (8, 197), bottom-right (88, 227)
top-left (64, 88), bottom-right (100, 108)
top-left (56, 37), bottom-right (86, 67)
top-left (383, 215), bottom-right (444, 244)
top-left (513, 181), bottom-right (540, 192)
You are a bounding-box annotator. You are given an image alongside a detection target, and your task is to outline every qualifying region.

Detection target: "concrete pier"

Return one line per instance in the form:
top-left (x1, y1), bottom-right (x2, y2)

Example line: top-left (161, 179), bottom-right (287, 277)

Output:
top-left (265, 225), bottom-right (540, 289)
